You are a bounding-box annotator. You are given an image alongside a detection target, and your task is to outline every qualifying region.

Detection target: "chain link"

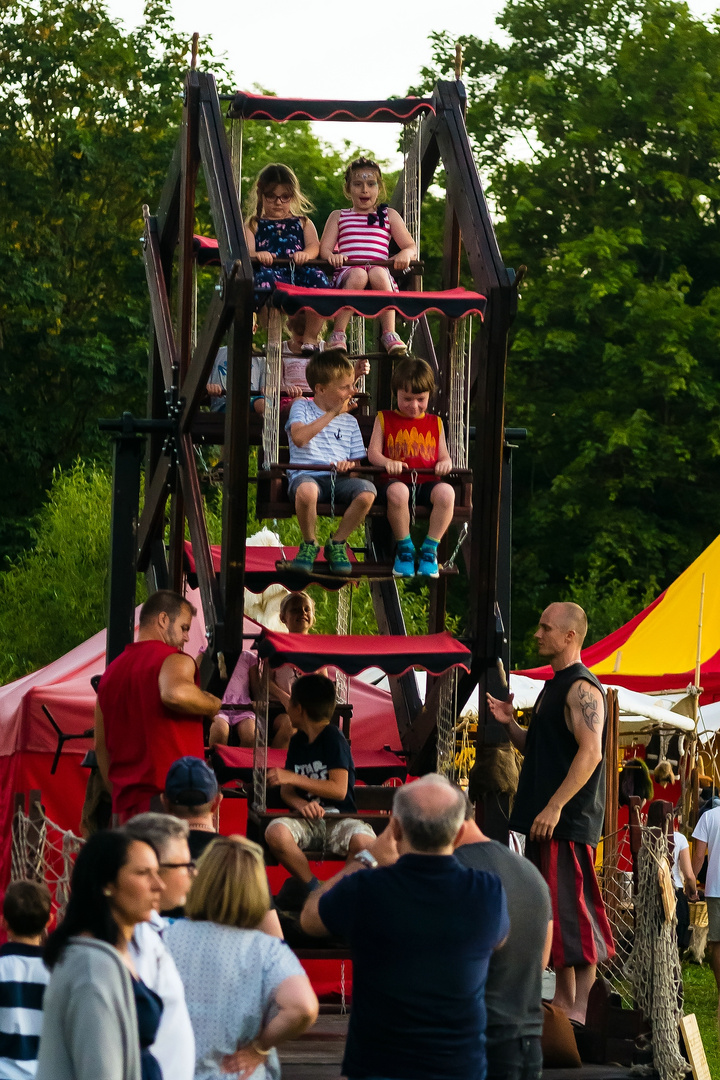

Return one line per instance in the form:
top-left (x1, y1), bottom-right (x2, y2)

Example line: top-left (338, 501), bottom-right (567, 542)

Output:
top-left (410, 469), bottom-right (418, 527)
top-left (441, 522), bottom-right (469, 571)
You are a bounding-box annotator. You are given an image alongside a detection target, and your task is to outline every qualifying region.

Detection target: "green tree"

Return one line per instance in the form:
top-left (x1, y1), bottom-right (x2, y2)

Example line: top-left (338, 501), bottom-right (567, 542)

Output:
top-left (416, 0), bottom-right (720, 659)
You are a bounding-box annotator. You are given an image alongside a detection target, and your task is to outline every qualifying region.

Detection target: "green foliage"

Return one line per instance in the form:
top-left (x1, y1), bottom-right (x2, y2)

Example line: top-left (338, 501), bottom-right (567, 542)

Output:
top-left (0, 462), bottom-right (145, 683)
top-left (682, 961), bottom-right (720, 1076)
top-left (415, 0), bottom-right (720, 663)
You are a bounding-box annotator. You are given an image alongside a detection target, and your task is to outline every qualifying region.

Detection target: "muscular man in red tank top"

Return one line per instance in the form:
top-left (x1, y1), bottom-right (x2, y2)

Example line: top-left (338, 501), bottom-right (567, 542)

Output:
top-left (95, 591), bottom-right (222, 823)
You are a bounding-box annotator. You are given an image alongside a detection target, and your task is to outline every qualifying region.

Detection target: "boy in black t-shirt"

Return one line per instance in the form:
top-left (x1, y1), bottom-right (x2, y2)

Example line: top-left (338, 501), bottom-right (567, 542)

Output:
top-left (265, 674), bottom-right (376, 895)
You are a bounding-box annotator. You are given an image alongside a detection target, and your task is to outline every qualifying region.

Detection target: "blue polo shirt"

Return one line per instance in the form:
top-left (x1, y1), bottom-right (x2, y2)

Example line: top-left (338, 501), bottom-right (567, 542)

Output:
top-left (318, 854), bottom-right (508, 1080)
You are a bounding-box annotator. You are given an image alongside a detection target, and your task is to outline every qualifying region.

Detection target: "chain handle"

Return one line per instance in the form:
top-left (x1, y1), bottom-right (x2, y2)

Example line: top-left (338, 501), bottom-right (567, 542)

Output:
top-left (410, 469), bottom-right (418, 526)
top-left (330, 464), bottom-right (337, 523)
top-left (441, 522), bottom-right (469, 571)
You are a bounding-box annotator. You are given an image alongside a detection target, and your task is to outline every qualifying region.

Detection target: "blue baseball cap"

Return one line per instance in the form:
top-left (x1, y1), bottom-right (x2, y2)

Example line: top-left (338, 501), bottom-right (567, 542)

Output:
top-left (165, 756), bottom-right (219, 806)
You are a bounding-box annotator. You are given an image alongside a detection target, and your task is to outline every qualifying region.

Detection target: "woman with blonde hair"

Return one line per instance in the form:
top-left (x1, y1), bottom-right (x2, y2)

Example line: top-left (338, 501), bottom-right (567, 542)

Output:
top-left (165, 835), bottom-right (318, 1079)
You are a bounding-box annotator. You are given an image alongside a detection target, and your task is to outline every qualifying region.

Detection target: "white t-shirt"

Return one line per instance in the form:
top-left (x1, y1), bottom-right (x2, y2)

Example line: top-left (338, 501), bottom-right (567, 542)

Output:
top-left (671, 831), bottom-right (689, 889)
top-left (166, 920), bottom-right (305, 1080)
top-left (693, 807), bottom-right (720, 895)
top-left (130, 912), bottom-right (195, 1080)
top-left (286, 397), bottom-right (366, 479)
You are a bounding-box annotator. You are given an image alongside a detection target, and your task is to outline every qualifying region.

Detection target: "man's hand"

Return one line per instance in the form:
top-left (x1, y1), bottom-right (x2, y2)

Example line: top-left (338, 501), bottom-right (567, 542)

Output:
top-left (486, 692), bottom-right (515, 725)
top-left (529, 802), bottom-right (562, 842)
top-left (435, 459), bottom-right (452, 476)
top-left (371, 825), bottom-right (399, 866)
top-left (299, 800), bottom-right (325, 819)
top-left (256, 251), bottom-right (274, 266)
top-left (267, 767), bottom-right (297, 787)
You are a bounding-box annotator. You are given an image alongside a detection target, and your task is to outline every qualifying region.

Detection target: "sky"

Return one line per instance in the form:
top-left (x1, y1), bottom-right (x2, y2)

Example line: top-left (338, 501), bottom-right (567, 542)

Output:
top-left (107, 0), bottom-right (720, 167)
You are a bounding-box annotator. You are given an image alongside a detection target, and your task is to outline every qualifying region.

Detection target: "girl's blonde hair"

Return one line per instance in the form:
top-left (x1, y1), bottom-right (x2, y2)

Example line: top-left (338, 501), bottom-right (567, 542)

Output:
top-left (184, 835), bottom-right (270, 929)
top-left (279, 590), bottom-right (315, 623)
top-left (245, 163), bottom-right (314, 227)
top-left (343, 156), bottom-right (386, 201)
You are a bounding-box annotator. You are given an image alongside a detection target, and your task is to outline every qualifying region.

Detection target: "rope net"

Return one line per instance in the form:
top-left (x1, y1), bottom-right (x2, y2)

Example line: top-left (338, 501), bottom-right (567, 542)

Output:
top-left (436, 668), bottom-right (459, 780)
top-left (11, 803), bottom-right (83, 924)
top-left (402, 117), bottom-right (422, 256)
top-left (334, 585), bottom-right (352, 705)
top-left (596, 825), bottom-right (636, 1008)
top-left (625, 826), bottom-right (687, 1080)
top-left (262, 307), bottom-right (283, 466)
top-left (347, 317), bottom-right (366, 392)
top-left (447, 317), bottom-right (472, 469)
top-left (253, 667), bottom-right (270, 812)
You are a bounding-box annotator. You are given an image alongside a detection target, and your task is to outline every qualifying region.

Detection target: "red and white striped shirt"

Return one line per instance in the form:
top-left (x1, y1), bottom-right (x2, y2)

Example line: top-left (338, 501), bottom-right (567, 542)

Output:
top-left (336, 207), bottom-right (391, 262)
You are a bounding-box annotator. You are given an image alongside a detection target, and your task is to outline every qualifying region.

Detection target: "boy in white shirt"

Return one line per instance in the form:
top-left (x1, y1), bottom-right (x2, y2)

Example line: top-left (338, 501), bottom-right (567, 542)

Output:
top-left (286, 350), bottom-right (376, 576)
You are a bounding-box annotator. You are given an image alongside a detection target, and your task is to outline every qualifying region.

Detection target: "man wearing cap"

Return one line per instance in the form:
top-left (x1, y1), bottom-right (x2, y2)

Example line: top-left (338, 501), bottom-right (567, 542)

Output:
top-left (162, 756), bottom-right (223, 861)
top-left (95, 590), bottom-right (222, 823)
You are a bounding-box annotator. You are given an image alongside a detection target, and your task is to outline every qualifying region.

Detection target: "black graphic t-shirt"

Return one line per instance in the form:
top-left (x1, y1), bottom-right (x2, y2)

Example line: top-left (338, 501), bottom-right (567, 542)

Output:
top-left (285, 723), bottom-right (356, 813)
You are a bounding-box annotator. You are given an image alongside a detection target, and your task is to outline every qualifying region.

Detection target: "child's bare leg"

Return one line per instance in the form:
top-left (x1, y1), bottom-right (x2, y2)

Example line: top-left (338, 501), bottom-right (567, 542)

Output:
top-left (253, 398), bottom-right (265, 414)
top-left (386, 482), bottom-right (411, 539)
top-left (294, 482), bottom-right (320, 542)
top-left (303, 312), bottom-right (325, 345)
top-left (271, 712), bottom-right (294, 749)
top-left (265, 824), bottom-right (314, 883)
top-left (333, 491), bottom-right (375, 542)
top-left (333, 269), bottom-right (369, 334)
top-left (428, 482), bottom-right (455, 541)
top-left (237, 718), bottom-right (256, 747)
top-left (208, 717), bottom-right (230, 748)
top-left (367, 267), bottom-right (397, 336)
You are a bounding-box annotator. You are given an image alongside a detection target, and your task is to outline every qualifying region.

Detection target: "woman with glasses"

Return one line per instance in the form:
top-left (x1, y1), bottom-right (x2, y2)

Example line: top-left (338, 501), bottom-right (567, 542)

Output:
top-left (167, 834), bottom-right (318, 1080)
top-left (37, 830), bottom-right (165, 1080)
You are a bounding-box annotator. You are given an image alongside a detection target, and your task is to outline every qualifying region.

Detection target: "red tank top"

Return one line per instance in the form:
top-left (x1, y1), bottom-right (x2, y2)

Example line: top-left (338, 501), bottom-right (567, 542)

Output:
top-left (378, 410), bottom-right (443, 482)
top-left (97, 640), bottom-right (204, 816)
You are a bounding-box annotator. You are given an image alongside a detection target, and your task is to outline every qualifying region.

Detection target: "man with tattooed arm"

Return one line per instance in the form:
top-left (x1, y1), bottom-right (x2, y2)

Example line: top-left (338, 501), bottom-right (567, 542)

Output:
top-left (487, 602), bottom-right (614, 1025)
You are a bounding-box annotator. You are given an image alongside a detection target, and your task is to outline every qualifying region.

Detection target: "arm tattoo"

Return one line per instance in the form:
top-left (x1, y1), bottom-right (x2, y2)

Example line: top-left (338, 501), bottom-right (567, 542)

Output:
top-left (577, 684), bottom-right (601, 732)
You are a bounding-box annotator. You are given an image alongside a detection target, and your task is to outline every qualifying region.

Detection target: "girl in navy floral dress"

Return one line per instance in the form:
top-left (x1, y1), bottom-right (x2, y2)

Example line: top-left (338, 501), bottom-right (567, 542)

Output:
top-left (244, 164), bottom-right (329, 352)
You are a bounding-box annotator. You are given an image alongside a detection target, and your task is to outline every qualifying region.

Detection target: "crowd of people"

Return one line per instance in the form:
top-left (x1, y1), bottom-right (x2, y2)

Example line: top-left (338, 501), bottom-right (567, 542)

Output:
top-left (0, 591), bottom-right (624, 1080)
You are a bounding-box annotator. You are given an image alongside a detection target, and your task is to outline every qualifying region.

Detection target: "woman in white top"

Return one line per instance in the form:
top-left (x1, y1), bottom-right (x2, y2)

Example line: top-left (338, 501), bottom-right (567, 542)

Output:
top-left (672, 829), bottom-right (699, 955)
top-left (166, 836), bottom-right (318, 1080)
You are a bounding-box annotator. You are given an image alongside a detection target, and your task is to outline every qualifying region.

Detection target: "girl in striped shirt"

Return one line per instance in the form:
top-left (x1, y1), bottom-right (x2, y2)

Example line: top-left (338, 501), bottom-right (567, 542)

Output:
top-left (319, 157), bottom-right (416, 356)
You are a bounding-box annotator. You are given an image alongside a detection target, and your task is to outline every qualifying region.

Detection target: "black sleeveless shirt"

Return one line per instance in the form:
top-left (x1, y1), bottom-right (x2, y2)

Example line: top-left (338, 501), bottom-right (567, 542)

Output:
top-left (509, 663), bottom-right (607, 846)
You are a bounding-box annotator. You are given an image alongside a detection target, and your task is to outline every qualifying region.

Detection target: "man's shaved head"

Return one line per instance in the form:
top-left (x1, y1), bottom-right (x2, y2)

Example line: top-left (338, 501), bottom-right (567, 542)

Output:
top-left (546, 602), bottom-right (588, 645)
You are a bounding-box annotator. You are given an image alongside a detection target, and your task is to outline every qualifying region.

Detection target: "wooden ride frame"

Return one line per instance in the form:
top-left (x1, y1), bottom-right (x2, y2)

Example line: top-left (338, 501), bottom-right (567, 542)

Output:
top-left (106, 68), bottom-right (518, 773)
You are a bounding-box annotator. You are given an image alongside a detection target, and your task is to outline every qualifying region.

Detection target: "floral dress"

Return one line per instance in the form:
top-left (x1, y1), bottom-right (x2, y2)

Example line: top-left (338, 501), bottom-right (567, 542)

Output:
top-left (253, 217), bottom-right (329, 304)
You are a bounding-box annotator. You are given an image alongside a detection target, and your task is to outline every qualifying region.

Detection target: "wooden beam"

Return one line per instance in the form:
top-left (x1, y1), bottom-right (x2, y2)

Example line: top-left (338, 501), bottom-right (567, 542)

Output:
top-left (142, 207), bottom-right (177, 391)
top-left (137, 454), bottom-right (173, 572)
top-left (179, 263), bottom-right (241, 434)
top-left (197, 73), bottom-right (252, 275)
top-left (178, 432), bottom-right (222, 646)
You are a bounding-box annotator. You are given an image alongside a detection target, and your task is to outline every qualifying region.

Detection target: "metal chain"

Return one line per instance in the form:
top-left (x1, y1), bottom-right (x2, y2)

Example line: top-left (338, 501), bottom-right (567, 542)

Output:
top-left (272, 519), bottom-right (287, 564)
top-left (340, 960), bottom-right (347, 1014)
top-left (410, 469), bottom-right (418, 526)
top-left (330, 464), bottom-right (337, 523)
top-left (442, 522), bottom-right (469, 571)
top-left (405, 320), bottom-right (417, 354)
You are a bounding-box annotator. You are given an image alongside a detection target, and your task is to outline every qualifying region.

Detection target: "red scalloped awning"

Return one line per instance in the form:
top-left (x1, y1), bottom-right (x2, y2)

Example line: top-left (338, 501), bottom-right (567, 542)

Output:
top-left (183, 541), bottom-right (356, 594)
top-left (193, 234), bottom-right (221, 266)
top-left (271, 283), bottom-right (486, 321)
top-left (227, 92), bottom-right (435, 124)
top-left (255, 629), bottom-right (471, 677)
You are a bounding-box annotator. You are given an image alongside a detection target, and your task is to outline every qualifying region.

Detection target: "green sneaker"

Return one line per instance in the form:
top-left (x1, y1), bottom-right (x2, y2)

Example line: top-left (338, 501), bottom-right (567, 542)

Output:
top-left (290, 541), bottom-right (321, 575)
top-left (324, 540), bottom-right (352, 576)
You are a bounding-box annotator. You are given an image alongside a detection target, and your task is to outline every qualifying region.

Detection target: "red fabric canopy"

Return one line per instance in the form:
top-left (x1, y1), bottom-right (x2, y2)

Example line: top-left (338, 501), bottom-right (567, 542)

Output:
top-left (255, 630), bottom-right (471, 677)
top-left (227, 92), bottom-right (435, 123)
top-left (271, 283), bottom-right (486, 321)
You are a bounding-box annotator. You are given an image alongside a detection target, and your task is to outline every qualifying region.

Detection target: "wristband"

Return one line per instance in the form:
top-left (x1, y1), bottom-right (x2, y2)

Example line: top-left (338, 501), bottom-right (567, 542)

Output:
top-left (251, 1040), bottom-right (271, 1057)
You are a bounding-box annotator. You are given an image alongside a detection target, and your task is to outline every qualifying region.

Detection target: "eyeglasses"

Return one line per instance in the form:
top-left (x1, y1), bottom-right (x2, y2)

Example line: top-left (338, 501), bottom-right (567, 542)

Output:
top-left (160, 861), bottom-right (197, 873)
top-left (265, 193), bottom-right (292, 203)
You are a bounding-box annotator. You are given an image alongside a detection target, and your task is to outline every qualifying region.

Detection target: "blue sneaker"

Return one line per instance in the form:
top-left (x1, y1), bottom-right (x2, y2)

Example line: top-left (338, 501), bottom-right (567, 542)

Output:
top-left (290, 541), bottom-right (321, 575)
top-left (417, 546), bottom-right (440, 579)
top-left (393, 546), bottom-right (416, 578)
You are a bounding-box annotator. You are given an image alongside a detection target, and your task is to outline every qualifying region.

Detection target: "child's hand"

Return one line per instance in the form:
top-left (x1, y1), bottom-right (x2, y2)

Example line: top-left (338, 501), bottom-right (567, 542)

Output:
top-left (335, 459), bottom-right (355, 473)
top-left (292, 250), bottom-right (311, 265)
top-left (206, 383), bottom-right (224, 397)
top-left (282, 385), bottom-right (303, 398)
top-left (435, 460), bottom-right (453, 476)
top-left (267, 767), bottom-right (296, 787)
top-left (327, 252), bottom-right (346, 268)
top-left (393, 251), bottom-right (413, 271)
top-left (385, 460), bottom-right (405, 476)
top-left (332, 397), bottom-right (356, 417)
top-left (299, 801), bottom-right (325, 819)
top-left (354, 359), bottom-right (370, 378)
top-left (256, 251), bottom-right (274, 266)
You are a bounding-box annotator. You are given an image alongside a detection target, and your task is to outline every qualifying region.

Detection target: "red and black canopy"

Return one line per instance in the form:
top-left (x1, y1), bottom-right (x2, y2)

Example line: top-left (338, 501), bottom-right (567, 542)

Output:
top-left (254, 629), bottom-right (471, 677)
top-left (227, 93), bottom-right (435, 124)
top-left (271, 283), bottom-right (486, 321)
top-left (183, 541), bottom-right (356, 594)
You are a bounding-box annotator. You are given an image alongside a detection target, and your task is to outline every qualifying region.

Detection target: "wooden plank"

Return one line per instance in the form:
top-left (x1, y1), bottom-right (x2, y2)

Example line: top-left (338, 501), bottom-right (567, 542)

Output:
top-left (177, 432), bottom-right (222, 646)
top-left (142, 208), bottom-right (177, 391)
top-left (137, 455), bottom-right (173, 572)
top-left (197, 74), bottom-right (252, 275)
top-left (177, 69), bottom-right (201, 382)
top-left (680, 1013), bottom-right (712, 1080)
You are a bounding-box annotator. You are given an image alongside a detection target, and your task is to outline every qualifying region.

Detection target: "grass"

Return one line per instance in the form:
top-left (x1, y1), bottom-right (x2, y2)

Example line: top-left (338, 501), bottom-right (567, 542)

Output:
top-left (682, 961), bottom-right (720, 1076)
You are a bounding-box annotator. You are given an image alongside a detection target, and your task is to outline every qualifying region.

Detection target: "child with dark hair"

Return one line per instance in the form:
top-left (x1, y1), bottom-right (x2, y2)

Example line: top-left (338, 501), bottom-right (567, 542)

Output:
top-left (320, 156), bottom-right (416, 356)
top-left (264, 674), bottom-right (375, 898)
top-left (368, 356), bottom-right (455, 579)
top-left (0, 881), bottom-right (51, 1078)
